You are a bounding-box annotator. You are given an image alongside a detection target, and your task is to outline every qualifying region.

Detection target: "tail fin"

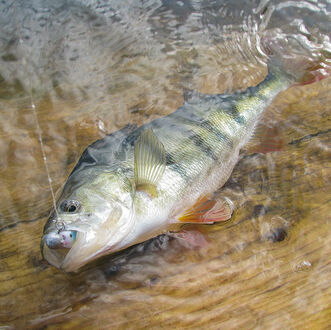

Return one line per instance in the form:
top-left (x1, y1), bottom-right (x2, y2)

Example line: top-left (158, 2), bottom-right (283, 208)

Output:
top-left (262, 34), bottom-right (330, 86)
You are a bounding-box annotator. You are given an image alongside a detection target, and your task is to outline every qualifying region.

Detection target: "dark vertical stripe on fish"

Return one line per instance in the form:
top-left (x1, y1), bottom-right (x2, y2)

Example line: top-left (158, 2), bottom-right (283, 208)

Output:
top-left (224, 104), bottom-right (245, 124)
top-left (190, 133), bottom-right (218, 161)
top-left (165, 153), bottom-right (190, 179)
top-left (201, 120), bottom-right (234, 149)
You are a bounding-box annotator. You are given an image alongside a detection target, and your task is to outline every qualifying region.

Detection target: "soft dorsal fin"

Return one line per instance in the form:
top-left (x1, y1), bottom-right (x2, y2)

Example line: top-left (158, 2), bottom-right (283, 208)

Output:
top-left (134, 128), bottom-right (166, 198)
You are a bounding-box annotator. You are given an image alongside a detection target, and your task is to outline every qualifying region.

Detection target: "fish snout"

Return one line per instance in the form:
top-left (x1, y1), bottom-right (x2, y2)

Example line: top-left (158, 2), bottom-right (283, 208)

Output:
top-left (43, 230), bottom-right (77, 249)
top-left (43, 231), bottom-right (62, 249)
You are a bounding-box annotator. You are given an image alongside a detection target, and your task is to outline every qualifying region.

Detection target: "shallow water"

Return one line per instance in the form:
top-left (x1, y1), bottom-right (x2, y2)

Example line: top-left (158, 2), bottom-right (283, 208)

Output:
top-left (0, 0), bottom-right (330, 328)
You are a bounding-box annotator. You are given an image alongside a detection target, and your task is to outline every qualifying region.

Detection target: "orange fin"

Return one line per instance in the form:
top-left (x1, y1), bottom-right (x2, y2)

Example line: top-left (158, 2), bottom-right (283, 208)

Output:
top-left (293, 63), bottom-right (330, 86)
top-left (178, 196), bottom-right (233, 223)
top-left (169, 229), bottom-right (209, 249)
top-left (246, 123), bottom-right (286, 154)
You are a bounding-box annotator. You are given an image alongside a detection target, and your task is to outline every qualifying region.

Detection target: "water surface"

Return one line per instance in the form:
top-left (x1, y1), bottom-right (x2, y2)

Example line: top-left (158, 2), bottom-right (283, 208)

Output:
top-left (0, 0), bottom-right (330, 328)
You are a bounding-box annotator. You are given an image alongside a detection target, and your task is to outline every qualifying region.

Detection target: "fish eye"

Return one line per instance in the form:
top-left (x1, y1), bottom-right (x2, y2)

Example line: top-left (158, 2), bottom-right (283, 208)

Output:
top-left (60, 200), bottom-right (80, 213)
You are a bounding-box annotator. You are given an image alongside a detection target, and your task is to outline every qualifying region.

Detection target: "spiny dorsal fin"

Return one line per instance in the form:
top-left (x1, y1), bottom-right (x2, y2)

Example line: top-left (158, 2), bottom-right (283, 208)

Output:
top-left (134, 128), bottom-right (166, 198)
top-left (183, 88), bottom-right (201, 103)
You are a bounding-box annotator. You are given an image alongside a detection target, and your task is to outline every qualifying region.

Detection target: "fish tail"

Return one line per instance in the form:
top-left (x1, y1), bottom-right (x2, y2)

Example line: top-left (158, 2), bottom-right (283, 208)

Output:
top-left (263, 36), bottom-right (330, 86)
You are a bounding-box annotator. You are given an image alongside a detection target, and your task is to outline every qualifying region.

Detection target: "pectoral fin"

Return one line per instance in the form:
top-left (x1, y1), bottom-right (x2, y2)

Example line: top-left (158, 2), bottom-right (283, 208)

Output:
top-left (134, 128), bottom-right (166, 198)
top-left (168, 228), bottom-right (209, 249)
top-left (178, 196), bottom-right (233, 223)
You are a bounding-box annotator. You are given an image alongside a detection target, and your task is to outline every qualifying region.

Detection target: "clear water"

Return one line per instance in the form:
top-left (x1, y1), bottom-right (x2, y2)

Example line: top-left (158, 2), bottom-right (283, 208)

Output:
top-left (0, 0), bottom-right (330, 328)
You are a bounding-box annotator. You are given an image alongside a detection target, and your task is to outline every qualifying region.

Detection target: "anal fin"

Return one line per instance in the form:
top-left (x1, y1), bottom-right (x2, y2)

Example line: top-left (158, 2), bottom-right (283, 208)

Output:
top-left (246, 120), bottom-right (286, 154)
top-left (178, 196), bottom-right (233, 223)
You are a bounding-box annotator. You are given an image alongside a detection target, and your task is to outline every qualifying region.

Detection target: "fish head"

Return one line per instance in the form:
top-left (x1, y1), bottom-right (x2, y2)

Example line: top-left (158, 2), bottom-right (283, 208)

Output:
top-left (41, 167), bottom-right (135, 272)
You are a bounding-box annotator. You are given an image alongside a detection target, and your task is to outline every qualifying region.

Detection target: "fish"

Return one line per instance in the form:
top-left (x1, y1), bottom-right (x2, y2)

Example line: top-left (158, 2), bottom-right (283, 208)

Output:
top-left (41, 52), bottom-right (322, 272)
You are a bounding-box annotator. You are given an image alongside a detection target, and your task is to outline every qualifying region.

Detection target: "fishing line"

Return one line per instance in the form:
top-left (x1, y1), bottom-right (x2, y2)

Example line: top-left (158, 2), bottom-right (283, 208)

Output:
top-left (13, 2), bottom-right (63, 230)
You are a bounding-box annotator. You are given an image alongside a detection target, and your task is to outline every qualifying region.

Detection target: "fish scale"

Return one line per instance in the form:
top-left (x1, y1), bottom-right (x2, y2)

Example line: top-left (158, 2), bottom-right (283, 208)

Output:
top-left (41, 63), bottom-right (295, 272)
top-left (148, 67), bottom-right (291, 185)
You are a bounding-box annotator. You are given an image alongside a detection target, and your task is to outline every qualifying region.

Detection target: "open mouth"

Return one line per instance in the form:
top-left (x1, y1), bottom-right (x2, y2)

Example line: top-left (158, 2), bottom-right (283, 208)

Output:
top-left (41, 229), bottom-right (80, 270)
top-left (41, 239), bottom-right (70, 269)
top-left (41, 230), bottom-right (112, 272)
top-left (41, 207), bottom-right (134, 272)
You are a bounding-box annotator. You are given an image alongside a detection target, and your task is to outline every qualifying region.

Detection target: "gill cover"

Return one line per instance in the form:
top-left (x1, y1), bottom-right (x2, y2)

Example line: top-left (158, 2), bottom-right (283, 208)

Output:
top-left (61, 170), bottom-right (135, 272)
top-left (41, 167), bottom-right (136, 272)
top-left (61, 207), bottom-right (134, 272)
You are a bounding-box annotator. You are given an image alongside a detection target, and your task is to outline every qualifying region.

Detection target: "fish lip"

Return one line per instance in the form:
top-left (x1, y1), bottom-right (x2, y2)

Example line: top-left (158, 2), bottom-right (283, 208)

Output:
top-left (60, 241), bottom-right (119, 272)
top-left (41, 226), bottom-right (85, 270)
top-left (44, 207), bottom-right (135, 272)
top-left (59, 227), bottom-right (129, 272)
top-left (40, 239), bottom-right (67, 269)
top-left (40, 222), bottom-right (95, 271)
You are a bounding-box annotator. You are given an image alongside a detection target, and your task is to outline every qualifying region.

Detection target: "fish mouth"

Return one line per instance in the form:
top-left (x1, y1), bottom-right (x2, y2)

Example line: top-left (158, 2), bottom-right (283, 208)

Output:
top-left (41, 207), bottom-right (135, 272)
top-left (41, 237), bottom-right (68, 269)
top-left (41, 231), bottom-right (108, 272)
top-left (41, 229), bottom-right (121, 272)
top-left (60, 231), bottom-right (115, 272)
